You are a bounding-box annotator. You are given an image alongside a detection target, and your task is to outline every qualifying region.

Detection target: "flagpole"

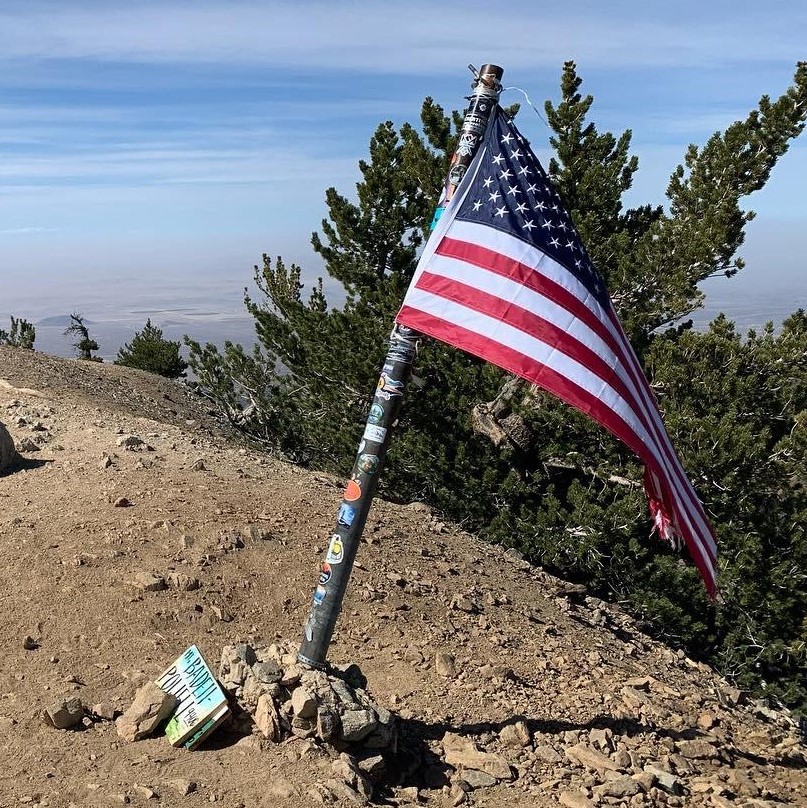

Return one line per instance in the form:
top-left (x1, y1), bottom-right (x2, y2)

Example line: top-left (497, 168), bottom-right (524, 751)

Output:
top-left (297, 64), bottom-right (504, 670)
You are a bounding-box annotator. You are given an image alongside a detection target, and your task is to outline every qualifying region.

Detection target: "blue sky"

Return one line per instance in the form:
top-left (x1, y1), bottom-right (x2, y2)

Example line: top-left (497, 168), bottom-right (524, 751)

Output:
top-left (1, 0), bottom-right (806, 356)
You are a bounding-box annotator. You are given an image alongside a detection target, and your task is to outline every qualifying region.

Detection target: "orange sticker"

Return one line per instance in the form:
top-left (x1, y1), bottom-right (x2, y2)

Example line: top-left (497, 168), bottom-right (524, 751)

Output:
top-left (344, 479), bottom-right (362, 502)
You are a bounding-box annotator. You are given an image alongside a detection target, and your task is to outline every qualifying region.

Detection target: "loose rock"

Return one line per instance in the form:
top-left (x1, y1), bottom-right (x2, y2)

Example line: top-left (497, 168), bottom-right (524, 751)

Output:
top-left (43, 697), bottom-right (84, 730)
top-left (116, 682), bottom-right (177, 742)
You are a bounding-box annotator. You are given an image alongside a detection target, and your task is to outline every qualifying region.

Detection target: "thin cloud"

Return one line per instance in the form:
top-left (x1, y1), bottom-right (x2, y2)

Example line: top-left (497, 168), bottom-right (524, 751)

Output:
top-left (0, 2), bottom-right (802, 72)
top-left (0, 226), bottom-right (59, 234)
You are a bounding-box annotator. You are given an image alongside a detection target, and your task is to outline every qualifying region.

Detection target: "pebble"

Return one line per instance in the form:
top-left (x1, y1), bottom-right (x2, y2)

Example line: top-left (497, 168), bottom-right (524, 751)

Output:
top-left (435, 652), bottom-right (457, 678)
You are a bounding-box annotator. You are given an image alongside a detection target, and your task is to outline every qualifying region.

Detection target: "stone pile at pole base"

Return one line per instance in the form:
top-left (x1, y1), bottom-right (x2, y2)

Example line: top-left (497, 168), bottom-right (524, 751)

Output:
top-left (218, 640), bottom-right (397, 750)
top-left (219, 640), bottom-right (397, 803)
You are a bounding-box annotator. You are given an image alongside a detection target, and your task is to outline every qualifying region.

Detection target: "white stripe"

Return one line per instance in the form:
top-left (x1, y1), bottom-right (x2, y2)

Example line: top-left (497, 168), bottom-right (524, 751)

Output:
top-left (405, 286), bottom-right (660, 449)
top-left (421, 246), bottom-right (717, 560)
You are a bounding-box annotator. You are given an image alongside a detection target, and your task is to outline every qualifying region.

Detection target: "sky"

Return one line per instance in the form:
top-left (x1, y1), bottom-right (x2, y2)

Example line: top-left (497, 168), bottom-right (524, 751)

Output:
top-left (1, 0), bottom-right (806, 359)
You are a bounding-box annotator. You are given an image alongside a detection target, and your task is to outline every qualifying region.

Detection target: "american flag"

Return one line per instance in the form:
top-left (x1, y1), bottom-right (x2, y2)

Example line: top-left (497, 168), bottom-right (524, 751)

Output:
top-left (396, 108), bottom-right (718, 595)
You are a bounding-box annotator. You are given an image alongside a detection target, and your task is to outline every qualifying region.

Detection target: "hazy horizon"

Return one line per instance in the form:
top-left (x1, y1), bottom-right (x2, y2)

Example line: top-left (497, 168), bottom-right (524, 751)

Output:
top-left (4, 274), bottom-right (804, 365)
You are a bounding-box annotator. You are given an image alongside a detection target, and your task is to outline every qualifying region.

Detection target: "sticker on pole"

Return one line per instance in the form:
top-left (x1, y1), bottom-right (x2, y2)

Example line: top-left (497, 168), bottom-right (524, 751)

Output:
top-left (326, 533), bottom-right (345, 563)
top-left (313, 585), bottom-right (326, 606)
top-left (358, 454), bottom-right (379, 475)
top-left (319, 562), bottom-right (332, 585)
top-left (368, 403), bottom-right (384, 424)
top-left (376, 373), bottom-right (403, 400)
top-left (344, 478), bottom-right (362, 502)
top-left (337, 505), bottom-right (356, 528)
top-left (363, 424), bottom-right (387, 443)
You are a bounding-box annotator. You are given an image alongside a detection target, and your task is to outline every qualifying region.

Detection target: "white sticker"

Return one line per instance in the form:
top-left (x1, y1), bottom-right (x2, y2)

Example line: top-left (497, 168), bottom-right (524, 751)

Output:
top-left (363, 424), bottom-right (387, 443)
top-left (326, 534), bottom-right (344, 564)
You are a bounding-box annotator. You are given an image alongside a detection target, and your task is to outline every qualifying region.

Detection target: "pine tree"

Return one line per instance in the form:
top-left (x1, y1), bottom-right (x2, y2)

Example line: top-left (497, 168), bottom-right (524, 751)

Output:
top-left (64, 313), bottom-right (101, 361)
top-left (116, 319), bottom-right (187, 379)
top-left (189, 63), bottom-right (807, 709)
top-left (0, 316), bottom-right (36, 349)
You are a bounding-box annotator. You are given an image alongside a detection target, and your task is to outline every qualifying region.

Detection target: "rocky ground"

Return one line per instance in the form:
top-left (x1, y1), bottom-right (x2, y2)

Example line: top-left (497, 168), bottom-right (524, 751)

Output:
top-left (0, 344), bottom-right (805, 808)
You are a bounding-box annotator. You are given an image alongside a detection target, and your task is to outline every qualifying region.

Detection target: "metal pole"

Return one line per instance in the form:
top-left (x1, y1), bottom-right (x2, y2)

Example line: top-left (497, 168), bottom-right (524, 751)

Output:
top-left (297, 64), bottom-right (504, 670)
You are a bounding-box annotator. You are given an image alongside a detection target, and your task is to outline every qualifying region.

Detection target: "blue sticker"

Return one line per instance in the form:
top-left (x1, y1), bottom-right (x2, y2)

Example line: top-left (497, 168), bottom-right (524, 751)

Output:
top-left (313, 586), bottom-right (326, 606)
top-left (368, 403), bottom-right (384, 424)
top-left (337, 504), bottom-right (356, 527)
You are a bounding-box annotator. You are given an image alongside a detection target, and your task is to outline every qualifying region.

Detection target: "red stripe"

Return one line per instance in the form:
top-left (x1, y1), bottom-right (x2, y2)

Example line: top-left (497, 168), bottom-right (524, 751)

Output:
top-left (416, 271), bottom-right (650, 428)
top-left (428, 241), bottom-right (718, 562)
top-left (397, 304), bottom-right (716, 594)
top-left (605, 308), bottom-right (717, 559)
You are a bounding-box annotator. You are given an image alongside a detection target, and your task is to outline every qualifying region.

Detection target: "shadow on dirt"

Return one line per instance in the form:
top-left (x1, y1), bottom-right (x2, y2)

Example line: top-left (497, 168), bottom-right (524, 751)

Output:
top-left (0, 455), bottom-right (52, 477)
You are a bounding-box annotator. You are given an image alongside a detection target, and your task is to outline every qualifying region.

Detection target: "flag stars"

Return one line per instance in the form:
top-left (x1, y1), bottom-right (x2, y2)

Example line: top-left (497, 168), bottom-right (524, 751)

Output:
top-left (518, 165), bottom-right (532, 177)
top-left (550, 237), bottom-right (561, 248)
top-left (499, 168), bottom-right (512, 180)
top-left (510, 148), bottom-right (522, 160)
top-left (472, 200), bottom-right (483, 211)
top-left (492, 153), bottom-right (505, 165)
top-left (501, 132), bottom-right (513, 145)
top-left (527, 183), bottom-right (539, 194)
top-left (535, 200), bottom-right (546, 211)
top-left (507, 184), bottom-right (521, 197)
top-left (515, 202), bottom-right (528, 213)
top-left (522, 219), bottom-right (536, 232)
top-left (489, 190), bottom-right (501, 202)
top-left (495, 205), bottom-right (508, 218)
top-left (483, 176), bottom-right (494, 188)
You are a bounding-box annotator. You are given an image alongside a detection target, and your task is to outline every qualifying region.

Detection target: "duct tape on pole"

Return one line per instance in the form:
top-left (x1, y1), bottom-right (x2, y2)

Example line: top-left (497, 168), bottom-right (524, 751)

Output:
top-left (430, 63), bottom-right (504, 230)
top-left (297, 64), bottom-right (504, 670)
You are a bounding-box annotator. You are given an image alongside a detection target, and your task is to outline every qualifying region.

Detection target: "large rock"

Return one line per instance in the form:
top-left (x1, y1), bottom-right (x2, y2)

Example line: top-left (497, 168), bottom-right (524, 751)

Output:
top-left (565, 743), bottom-right (622, 773)
top-left (116, 682), bottom-right (177, 742)
top-left (340, 709), bottom-right (377, 743)
top-left (442, 733), bottom-right (513, 781)
top-left (43, 697), bottom-right (84, 730)
top-left (254, 694), bottom-right (282, 742)
top-left (0, 421), bottom-right (17, 472)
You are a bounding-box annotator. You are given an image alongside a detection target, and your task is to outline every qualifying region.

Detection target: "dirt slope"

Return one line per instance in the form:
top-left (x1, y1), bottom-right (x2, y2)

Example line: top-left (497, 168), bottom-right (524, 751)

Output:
top-left (0, 346), bottom-right (805, 808)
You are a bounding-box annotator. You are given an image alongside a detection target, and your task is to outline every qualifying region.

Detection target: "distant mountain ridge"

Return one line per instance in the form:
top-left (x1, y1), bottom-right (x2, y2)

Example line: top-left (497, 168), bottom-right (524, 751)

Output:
top-left (36, 315), bottom-right (94, 327)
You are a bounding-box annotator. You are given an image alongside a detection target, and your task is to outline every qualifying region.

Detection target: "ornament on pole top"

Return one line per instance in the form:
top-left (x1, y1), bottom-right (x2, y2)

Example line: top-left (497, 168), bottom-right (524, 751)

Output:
top-left (469, 63), bottom-right (504, 95)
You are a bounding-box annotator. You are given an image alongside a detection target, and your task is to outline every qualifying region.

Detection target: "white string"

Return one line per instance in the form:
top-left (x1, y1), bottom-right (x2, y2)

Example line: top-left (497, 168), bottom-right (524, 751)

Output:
top-left (503, 85), bottom-right (550, 129)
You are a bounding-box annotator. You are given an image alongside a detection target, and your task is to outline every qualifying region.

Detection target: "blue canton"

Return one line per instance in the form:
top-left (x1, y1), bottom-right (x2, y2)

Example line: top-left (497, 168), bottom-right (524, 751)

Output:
top-left (455, 110), bottom-right (610, 308)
